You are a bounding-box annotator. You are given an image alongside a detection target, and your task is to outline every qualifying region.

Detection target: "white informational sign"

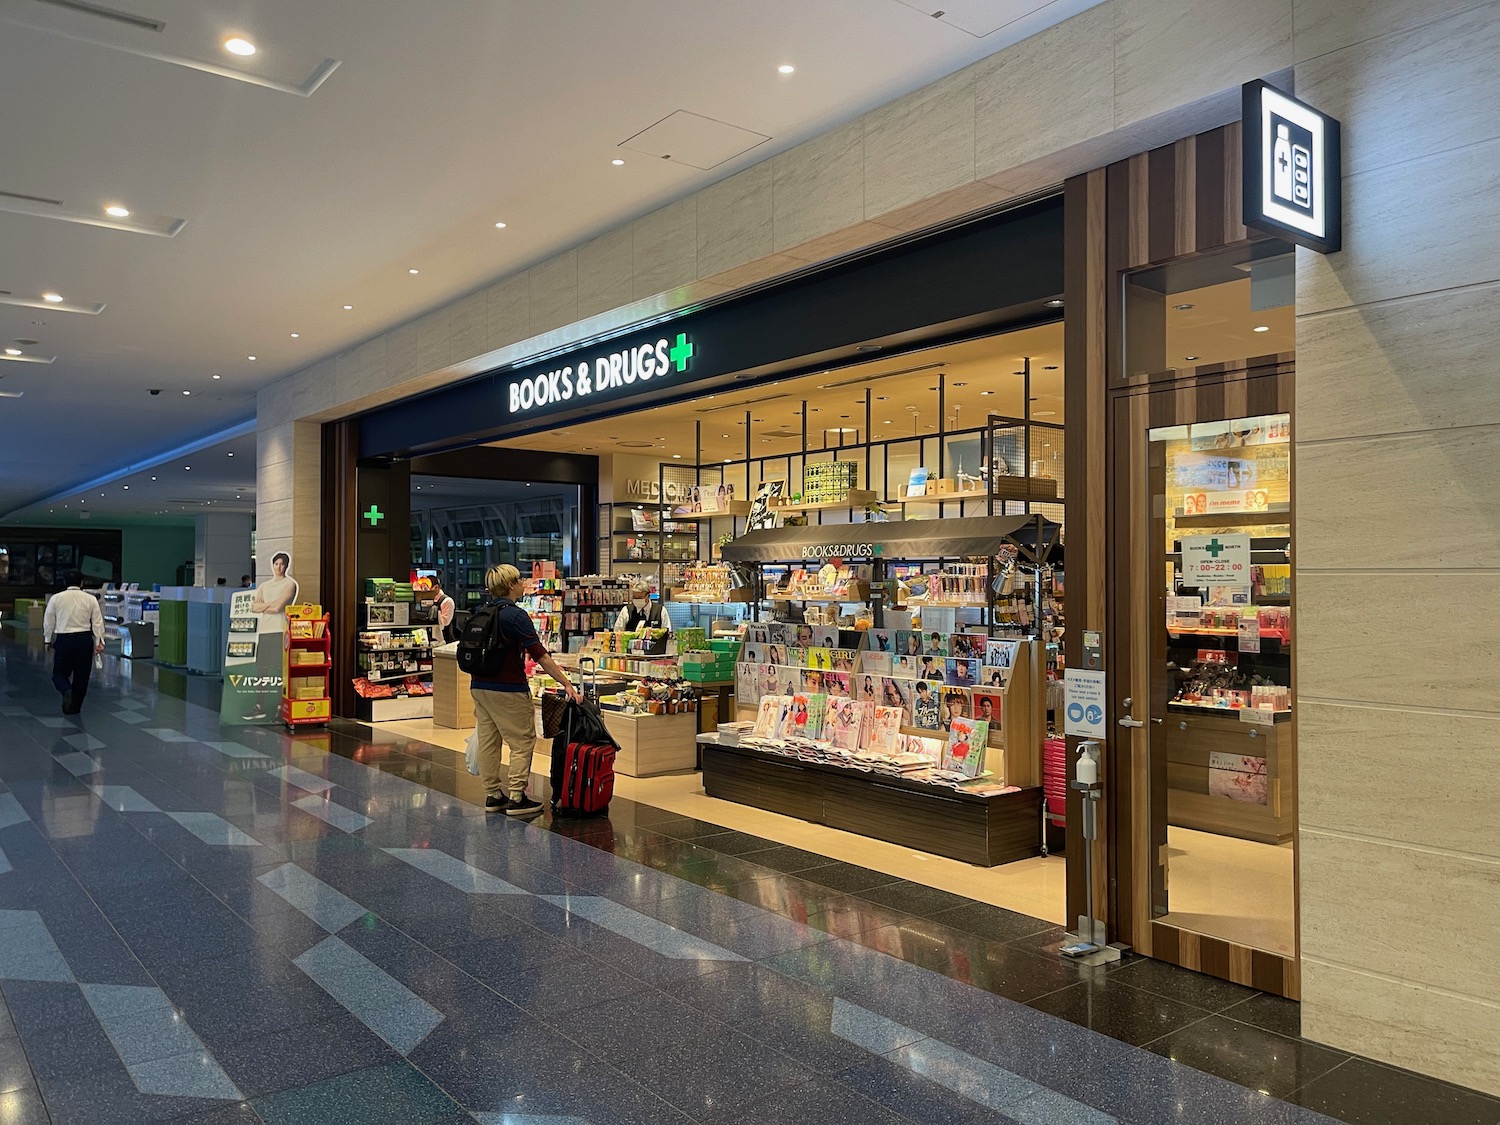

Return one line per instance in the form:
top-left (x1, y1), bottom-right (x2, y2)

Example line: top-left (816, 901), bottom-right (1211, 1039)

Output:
top-left (1182, 534), bottom-right (1252, 588)
top-left (1237, 617), bottom-right (1262, 654)
top-left (1063, 668), bottom-right (1107, 739)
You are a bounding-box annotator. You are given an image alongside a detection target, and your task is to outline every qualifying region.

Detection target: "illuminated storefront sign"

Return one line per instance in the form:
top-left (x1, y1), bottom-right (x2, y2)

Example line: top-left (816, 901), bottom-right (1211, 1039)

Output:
top-left (1242, 79), bottom-right (1342, 254)
top-left (506, 331), bottom-right (695, 415)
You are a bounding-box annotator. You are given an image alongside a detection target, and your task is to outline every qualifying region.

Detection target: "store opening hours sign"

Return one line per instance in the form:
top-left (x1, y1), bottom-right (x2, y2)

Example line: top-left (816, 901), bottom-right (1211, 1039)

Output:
top-left (1182, 534), bottom-right (1251, 588)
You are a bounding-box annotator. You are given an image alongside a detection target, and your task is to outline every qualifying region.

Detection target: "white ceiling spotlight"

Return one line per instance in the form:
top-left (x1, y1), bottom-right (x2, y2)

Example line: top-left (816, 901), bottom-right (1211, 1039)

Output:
top-left (42, 292), bottom-right (64, 303)
top-left (777, 64), bottom-right (795, 74)
top-left (493, 222), bottom-right (507, 229)
top-left (223, 37), bottom-right (257, 56)
top-left (182, 390), bottom-right (191, 395)
top-left (407, 268), bottom-right (419, 275)
top-left (610, 158), bottom-right (625, 166)
top-left (3, 348), bottom-right (19, 356)
top-left (342, 304), bottom-right (353, 310)
top-left (247, 355), bottom-right (256, 361)
top-left (212, 374), bottom-right (222, 380)
top-left (290, 333), bottom-right (300, 338)
top-left (105, 205), bottom-right (131, 218)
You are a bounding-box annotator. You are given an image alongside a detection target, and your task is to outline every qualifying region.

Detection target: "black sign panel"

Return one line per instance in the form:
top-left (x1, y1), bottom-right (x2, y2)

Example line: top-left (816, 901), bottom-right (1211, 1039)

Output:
top-left (1242, 79), bottom-right (1341, 254)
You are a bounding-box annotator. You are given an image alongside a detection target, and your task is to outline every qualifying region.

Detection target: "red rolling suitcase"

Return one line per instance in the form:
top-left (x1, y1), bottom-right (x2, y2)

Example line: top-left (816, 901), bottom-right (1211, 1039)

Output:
top-left (550, 659), bottom-right (618, 817)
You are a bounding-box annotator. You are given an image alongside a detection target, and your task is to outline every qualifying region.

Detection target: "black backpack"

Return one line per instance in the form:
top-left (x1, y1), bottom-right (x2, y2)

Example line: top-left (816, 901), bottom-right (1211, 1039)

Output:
top-left (456, 598), bottom-right (510, 676)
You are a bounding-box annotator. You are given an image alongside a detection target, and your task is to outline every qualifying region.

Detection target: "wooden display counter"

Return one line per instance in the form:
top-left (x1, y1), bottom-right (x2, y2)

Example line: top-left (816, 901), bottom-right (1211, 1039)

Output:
top-left (603, 710), bottom-right (698, 777)
top-left (1165, 706), bottom-right (1295, 844)
top-left (699, 735), bottom-right (1041, 867)
top-left (432, 648), bottom-right (475, 729)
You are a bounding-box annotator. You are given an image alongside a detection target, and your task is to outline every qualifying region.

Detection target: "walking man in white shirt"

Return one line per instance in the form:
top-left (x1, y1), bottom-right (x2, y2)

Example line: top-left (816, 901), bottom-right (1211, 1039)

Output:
top-left (43, 570), bottom-right (105, 715)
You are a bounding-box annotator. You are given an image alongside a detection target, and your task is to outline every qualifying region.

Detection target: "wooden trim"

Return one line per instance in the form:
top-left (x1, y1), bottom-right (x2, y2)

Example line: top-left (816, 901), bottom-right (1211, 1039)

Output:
top-left (1066, 120), bottom-right (1301, 996)
top-left (321, 420), bottom-right (359, 719)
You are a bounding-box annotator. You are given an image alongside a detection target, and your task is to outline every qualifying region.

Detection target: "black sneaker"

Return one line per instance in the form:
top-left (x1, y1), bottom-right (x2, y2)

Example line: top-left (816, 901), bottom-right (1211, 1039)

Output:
top-left (504, 795), bottom-right (543, 818)
top-left (484, 795), bottom-right (510, 814)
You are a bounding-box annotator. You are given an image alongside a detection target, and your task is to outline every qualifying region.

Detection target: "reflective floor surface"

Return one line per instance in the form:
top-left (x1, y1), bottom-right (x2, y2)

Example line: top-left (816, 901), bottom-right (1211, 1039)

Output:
top-left (2, 629), bottom-right (1498, 1125)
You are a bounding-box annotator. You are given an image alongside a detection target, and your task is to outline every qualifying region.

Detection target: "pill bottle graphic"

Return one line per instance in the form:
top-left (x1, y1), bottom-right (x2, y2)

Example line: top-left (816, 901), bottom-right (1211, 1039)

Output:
top-left (1273, 124), bottom-right (1293, 203)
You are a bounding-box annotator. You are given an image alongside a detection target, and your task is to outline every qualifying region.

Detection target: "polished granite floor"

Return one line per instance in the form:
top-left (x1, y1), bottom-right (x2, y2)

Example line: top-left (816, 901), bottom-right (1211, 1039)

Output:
top-left (2, 632), bottom-right (1498, 1125)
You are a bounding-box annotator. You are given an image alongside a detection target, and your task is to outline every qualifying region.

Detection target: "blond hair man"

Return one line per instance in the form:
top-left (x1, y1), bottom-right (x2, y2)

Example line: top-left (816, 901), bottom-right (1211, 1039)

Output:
top-left (469, 564), bottom-right (580, 816)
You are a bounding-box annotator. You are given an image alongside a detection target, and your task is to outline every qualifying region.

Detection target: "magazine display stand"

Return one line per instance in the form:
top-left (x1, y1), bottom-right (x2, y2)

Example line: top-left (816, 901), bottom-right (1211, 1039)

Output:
top-left (281, 608), bottom-right (332, 727)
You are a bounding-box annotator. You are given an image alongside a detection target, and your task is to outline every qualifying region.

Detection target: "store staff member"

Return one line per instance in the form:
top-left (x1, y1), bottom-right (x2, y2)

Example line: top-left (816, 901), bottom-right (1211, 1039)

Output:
top-left (431, 576), bottom-right (456, 641)
top-left (44, 570), bottom-right (105, 716)
top-left (614, 582), bottom-right (664, 631)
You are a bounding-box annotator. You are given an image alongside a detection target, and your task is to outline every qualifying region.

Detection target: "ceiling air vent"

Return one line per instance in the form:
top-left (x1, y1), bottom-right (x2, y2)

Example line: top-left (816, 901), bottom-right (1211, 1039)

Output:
top-left (34, 0), bottom-right (166, 32)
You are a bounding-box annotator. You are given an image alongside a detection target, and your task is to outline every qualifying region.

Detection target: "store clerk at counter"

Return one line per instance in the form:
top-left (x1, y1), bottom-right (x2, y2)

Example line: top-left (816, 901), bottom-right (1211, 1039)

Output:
top-left (614, 582), bottom-right (666, 631)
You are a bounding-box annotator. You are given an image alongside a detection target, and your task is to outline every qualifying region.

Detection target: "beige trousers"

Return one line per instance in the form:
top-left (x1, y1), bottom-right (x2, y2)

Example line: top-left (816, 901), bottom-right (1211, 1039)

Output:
top-left (471, 688), bottom-right (539, 799)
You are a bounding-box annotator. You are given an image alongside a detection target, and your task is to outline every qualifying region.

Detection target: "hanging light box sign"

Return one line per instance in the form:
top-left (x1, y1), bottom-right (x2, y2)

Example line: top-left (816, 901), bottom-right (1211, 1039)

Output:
top-left (1242, 80), bottom-right (1342, 254)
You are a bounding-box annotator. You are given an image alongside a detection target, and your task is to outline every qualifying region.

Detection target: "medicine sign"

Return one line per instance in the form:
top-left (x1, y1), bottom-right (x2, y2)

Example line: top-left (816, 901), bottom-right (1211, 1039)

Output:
top-left (1242, 79), bottom-right (1342, 253)
top-left (1182, 534), bottom-right (1251, 587)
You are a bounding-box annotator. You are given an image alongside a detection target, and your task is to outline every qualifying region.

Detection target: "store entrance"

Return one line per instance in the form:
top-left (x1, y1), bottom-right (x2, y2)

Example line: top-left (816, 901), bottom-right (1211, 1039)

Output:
top-left (1110, 366), bottom-right (1298, 996)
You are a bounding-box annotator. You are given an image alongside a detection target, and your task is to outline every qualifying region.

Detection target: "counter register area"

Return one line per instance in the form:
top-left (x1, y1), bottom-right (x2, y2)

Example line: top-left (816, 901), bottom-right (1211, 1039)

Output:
top-left (430, 515), bottom-right (1058, 869)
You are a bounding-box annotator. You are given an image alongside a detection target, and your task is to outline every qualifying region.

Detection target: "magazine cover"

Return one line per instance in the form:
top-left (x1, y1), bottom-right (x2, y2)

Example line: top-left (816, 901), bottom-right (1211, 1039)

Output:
top-left (746, 623), bottom-right (773, 644)
top-left (910, 680), bottom-right (944, 730)
top-left (826, 696), bottom-right (864, 751)
top-left (765, 643), bottom-right (788, 666)
top-left (806, 647), bottom-right (832, 671)
top-left (742, 643), bottom-right (766, 665)
top-left (876, 676), bottom-right (912, 715)
top-left (756, 663), bottom-right (781, 699)
top-left (824, 671), bottom-right (851, 698)
top-left (869, 706), bottom-right (905, 753)
top-left (868, 628), bottom-right (895, 653)
top-left (830, 648), bottom-right (858, 671)
top-left (801, 668), bottom-right (829, 694)
top-left (945, 656), bottom-right (979, 687)
top-left (979, 664), bottom-right (1009, 690)
top-left (941, 687), bottom-right (972, 731)
top-left (862, 650), bottom-right (893, 676)
top-left (941, 718), bottom-right (989, 777)
top-left (777, 664), bottom-right (805, 695)
top-left (781, 694), bottom-right (807, 738)
top-left (810, 626), bottom-right (839, 649)
top-left (950, 633), bottom-right (988, 659)
top-left (904, 733), bottom-right (944, 762)
top-left (917, 655), bottom-right (945, 683)
top-left (984, 638), bottom-right (1020, 669)
top-left (765, 623), bottom-right (789, 646)
top-left (891, 653), bottom-right (919, 678)
top-left (804, 692), bottom-right (829, 739)
top-left (855, 673), bottom-right (882, 702)
top-left (786, 646), bottom-right (808, 668)
top-left (924, 630), bottom-right (949, 656)
top-left (971, 688), bottom-right (1004, 731)
top-left (736, 662), bottom-right (759, 707)
top-left (753, 695), bottom-right (786, 738)
top-left (897, 630), bottom-right (925, 656)
top-left (788, 624), bottom-right (818, 649)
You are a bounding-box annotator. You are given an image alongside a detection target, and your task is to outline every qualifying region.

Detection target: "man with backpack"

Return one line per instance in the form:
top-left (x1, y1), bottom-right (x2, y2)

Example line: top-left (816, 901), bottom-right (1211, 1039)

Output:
top-left (458, 564), bottom-right (581, 817)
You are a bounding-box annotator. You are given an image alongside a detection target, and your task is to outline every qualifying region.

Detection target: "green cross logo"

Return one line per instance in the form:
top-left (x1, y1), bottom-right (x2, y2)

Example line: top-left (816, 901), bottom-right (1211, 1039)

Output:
top-left (363, 505), bottom-right (384, 527)
top-left (1204, 538), bottom-right (1225, 557)
top-left (668, 333), bottom-right (694, 372)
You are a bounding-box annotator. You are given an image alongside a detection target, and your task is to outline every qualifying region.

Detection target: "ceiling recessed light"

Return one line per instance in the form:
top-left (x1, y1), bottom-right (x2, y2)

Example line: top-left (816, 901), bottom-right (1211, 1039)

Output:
top-left (980, 390), bottom-right (994, 396)
top-left (883, 420), bottom-right (893, 424)
top-left (105, 205), bottom-right (130, 218)
top-left (672, 454), bottom-right (682, 459)
top-left (1173, 303), bottom-right (1195, 311)
top-left (407, 268), bottom-right (419, 275)
top-left (42, 292), bottom-right (63, 303)
top-left (247, 355), bottom-right (256, 361)
top-left (1253, 325), bottom-right (1270, 332)
top-left (290, 332), bottom-right (300, 338)
top-left (777, 64), bottom-right (795, 74)
top-left (212, 373), bottom-right (222, 380)
top-left (494, 221), bottom-right (507, 229)
top-left (184, 466), bottom-right (190, 470)
top-left (3, 348), bottom-right (19, 357)
top-left (223, 37), bottom-right (256, 56)
top-left (182, 390), bottom-right (191, 396)
top-left (122, 485), bottom-right (128, 490)
top-left (342, 304), bottom-right (353, 310)
top-left (1184, 355), bottom-right (1200, 361)
top-left (611, 158), bottom-right (625, 166)
top-left (1034, 410), bottom-right (1058, 418)
top-left (150, 476), bottom-right (156, 481)
top-left (227, 452), bottom-right (234, 457)
top-left (1044, 299), bottom-right (1064, 308)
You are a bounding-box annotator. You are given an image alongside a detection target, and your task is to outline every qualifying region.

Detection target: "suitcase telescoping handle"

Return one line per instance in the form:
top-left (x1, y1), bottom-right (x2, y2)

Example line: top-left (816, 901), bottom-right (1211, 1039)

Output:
top-left (577, 656), bottom-right (597, 702)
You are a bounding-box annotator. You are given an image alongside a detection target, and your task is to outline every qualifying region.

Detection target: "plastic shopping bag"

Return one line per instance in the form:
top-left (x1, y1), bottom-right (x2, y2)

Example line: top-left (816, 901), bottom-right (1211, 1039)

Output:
top-left (464, 729), bottom-right (480, 776)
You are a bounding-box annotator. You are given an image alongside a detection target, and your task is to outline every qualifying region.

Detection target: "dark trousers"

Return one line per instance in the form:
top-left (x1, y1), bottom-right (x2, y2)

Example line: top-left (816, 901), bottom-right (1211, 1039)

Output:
top-left (51, 633), bottom-right (95, 711)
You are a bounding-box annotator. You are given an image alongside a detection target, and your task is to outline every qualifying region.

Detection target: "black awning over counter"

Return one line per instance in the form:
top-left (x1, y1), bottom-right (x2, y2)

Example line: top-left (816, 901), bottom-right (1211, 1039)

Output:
top-left (720, 514), bottom-right (1060, 564)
